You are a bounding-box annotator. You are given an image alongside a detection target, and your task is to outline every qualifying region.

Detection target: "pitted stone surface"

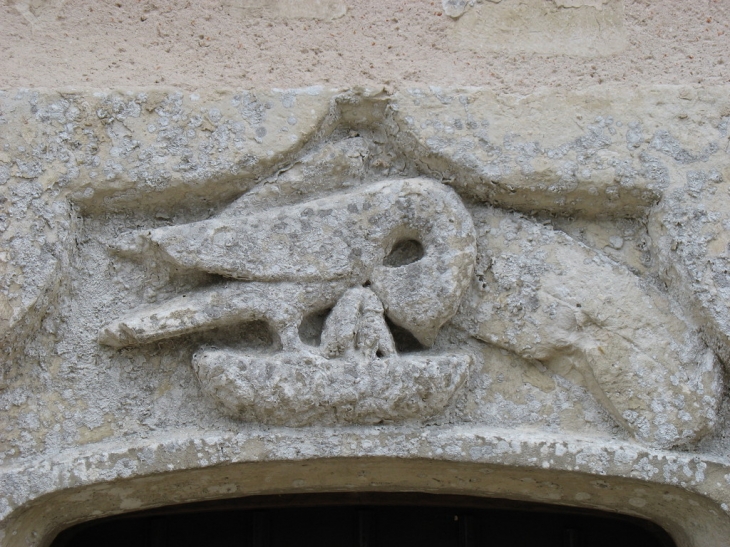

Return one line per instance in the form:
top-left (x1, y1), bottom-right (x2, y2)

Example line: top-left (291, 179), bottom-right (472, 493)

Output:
top-left (97, 178), bottom-right (476, 424)
top-left (2, 86), bottom-right (730, 547)
top-left (194, 349), bottom-right (472, 425)
top-left (103, 177), bottom-right (476, 347)
top-left (453, 207), bottom-right (722, 449)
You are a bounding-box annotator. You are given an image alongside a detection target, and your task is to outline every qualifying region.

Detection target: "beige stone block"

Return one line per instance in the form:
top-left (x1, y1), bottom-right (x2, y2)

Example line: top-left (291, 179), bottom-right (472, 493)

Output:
top-left (449, 0), bottom-right (626, 57)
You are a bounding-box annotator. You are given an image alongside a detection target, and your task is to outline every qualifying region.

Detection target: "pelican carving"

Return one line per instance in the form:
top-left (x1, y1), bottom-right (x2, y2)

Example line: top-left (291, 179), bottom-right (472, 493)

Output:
top-left (99, 178), bottom-right (477, 425)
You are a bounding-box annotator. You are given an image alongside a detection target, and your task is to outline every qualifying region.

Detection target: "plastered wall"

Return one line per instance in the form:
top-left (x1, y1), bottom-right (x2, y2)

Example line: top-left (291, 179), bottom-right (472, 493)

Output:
top-left (0, 0), bottom-right (728, 92)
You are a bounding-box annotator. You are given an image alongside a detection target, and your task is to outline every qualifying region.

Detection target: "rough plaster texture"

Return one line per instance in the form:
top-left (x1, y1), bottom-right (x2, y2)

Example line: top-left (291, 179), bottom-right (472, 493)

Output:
top-left (2, 2), bottom-right (730, 547)
top-left (1, 1), bottom-right (730, 92)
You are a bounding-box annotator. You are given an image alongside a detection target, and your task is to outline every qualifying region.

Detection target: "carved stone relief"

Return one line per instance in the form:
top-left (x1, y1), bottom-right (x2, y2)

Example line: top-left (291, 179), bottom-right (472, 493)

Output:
top-left (87, 149), bottom-right (721, 445)
top-left (98, 178), bottom-right (477, 425)
top-left (3, 87), bottom-right (730, 547)
top-left (453, 207), bottom-right (721, 448)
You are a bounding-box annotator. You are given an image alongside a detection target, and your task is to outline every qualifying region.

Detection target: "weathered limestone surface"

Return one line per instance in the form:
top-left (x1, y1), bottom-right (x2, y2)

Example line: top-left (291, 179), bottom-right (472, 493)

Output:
top-left (1, 86), bottom-right (730, 546)
top-left (453, 207), bottom-right (722, 449)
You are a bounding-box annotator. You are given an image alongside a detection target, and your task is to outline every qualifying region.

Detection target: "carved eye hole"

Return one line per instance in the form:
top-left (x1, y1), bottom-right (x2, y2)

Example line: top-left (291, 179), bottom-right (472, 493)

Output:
top-left (298, 307), bottom-right (333, 347)
top-left (383, 239), bottom-right (424, 267)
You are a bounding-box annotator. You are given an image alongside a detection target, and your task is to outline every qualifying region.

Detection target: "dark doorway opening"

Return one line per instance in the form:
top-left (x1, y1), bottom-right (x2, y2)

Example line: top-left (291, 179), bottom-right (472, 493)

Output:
top-left (52, 492), bottom-right (676, 547)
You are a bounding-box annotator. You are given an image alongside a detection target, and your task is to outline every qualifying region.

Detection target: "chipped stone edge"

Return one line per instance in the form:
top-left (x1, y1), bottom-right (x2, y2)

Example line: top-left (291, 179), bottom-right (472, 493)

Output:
top-left (2, 427), bottom-right (730, 546)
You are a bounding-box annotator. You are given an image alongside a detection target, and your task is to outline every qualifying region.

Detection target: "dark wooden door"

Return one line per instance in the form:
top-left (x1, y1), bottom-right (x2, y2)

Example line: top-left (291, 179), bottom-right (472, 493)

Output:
top-left (52, 493), bottom-right (676, 547)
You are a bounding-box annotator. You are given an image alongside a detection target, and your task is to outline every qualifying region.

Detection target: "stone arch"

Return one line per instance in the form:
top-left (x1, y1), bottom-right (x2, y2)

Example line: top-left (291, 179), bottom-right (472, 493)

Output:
top-left (4, 454), bottom-right (728, 547)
